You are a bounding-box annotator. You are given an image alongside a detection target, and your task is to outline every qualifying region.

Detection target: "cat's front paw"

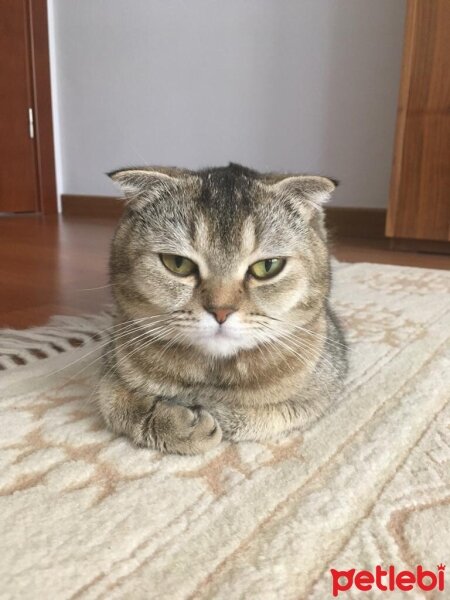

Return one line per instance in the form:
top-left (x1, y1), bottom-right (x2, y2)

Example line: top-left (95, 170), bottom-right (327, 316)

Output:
top-left (150, 403), bottom-right (222, 455)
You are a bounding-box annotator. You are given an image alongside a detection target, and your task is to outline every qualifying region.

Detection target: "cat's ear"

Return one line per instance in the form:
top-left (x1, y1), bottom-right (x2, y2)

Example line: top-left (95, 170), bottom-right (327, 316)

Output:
top-left (107, 167), bottom-right (178, 203)
top-left (270, 175), bottom-right (337, 208)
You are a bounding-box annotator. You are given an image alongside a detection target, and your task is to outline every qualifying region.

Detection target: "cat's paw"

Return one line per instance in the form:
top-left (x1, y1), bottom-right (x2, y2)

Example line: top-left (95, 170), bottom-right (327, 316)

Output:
top-left (150, 403), bottom-right (222, 455)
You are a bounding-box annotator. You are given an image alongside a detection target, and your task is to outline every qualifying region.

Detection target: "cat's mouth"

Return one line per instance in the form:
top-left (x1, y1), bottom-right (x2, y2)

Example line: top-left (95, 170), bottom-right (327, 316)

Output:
top-left (188, 323), bottom-right (257, 357)
top-left (196, 326), bottom-right (241, 343)
top-left (214, 325), bottom-right (238, 338)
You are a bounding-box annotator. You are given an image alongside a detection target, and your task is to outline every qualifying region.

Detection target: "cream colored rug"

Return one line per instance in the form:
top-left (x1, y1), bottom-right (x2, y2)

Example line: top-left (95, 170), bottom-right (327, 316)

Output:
top-left (0, 262), bottom-right (449, 600)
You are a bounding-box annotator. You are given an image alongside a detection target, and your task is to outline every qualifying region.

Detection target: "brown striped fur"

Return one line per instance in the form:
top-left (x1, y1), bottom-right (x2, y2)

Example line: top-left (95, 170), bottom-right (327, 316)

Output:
top-left (98, 164), bottom-right (348, 454)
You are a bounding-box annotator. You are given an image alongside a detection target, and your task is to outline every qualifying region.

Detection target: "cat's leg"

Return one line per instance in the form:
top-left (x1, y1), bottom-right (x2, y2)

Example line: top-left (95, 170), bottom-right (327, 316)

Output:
top-left (216, 395), bottom-right (329, 443)
top-left (218, 351), bottom-right (345, 442)
top-left (98, 375), bottom-right (222, 454)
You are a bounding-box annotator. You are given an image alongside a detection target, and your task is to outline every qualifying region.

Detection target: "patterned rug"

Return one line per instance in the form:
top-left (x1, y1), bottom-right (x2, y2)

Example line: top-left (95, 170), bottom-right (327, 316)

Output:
top-left (0, 262), bottom-right (449, 600)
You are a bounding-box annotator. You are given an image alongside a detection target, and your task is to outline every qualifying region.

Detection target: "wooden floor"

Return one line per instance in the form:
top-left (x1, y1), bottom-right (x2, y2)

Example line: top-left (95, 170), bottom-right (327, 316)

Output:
top-left (0, 214), bottom-right (449, 329)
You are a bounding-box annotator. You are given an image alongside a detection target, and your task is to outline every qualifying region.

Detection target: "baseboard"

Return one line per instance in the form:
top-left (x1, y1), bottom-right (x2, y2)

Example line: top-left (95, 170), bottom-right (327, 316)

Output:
top-left (62, 194), bottom-right (387, 239)
top-left (388, 237), bottom-right (450, 255)
top-left (325, 206), bottom-right (387, 239)
top-left (62, 194), bottom-right (124, 218)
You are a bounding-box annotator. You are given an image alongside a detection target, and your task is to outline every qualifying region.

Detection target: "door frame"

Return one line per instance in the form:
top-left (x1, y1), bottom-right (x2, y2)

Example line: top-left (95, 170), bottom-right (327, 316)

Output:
top-left (26, 0), bottom-right (57, 214)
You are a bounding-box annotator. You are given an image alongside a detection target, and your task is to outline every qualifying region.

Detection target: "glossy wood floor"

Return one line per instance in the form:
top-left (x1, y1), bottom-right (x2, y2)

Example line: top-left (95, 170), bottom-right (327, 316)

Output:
top-left (0, 214), bottom-right (449, 329)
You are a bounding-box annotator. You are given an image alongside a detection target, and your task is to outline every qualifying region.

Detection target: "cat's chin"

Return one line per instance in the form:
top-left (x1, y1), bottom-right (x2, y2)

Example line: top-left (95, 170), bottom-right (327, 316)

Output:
top-left (189, 333), bottom-right (258, 358)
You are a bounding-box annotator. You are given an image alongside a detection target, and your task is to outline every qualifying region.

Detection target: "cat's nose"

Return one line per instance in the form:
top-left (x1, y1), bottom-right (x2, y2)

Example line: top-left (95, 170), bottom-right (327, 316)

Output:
top-left (206, 306), bottom-right (236, 324)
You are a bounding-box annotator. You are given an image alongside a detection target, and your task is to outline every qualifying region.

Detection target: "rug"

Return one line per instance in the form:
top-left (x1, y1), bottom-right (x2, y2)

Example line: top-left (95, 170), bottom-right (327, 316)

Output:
top-left (0, 262), bottom-right (449, 600)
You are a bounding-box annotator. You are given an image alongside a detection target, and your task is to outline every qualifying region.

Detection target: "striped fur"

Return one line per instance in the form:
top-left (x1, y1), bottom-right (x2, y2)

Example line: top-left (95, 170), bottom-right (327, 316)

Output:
top-left (98, 164), bottom-right (348, 454)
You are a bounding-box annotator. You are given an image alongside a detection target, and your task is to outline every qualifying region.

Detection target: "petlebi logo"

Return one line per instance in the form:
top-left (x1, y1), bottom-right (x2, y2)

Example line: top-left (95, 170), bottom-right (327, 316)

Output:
top-left (330, 564), bottom-right (446, 597)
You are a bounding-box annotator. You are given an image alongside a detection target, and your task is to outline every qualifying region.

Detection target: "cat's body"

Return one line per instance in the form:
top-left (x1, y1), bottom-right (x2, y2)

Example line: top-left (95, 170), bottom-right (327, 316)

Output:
top-left (98, 164), bottom-right (348, 454)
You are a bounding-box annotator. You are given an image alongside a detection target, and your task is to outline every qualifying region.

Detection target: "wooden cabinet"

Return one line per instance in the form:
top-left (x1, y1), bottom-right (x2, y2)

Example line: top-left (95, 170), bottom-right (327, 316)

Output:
top-left (386, 0), bottom-right (450, 243)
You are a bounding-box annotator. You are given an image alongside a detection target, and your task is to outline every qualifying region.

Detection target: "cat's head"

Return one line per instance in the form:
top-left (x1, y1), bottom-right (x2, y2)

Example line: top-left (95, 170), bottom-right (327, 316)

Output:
top-left (109, 163), bottom-right (336, 357)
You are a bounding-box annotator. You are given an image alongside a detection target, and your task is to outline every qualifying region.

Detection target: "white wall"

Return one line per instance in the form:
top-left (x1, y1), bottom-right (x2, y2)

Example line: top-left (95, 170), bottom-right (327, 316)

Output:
top-left (50, 0), bottom-right (406, 207)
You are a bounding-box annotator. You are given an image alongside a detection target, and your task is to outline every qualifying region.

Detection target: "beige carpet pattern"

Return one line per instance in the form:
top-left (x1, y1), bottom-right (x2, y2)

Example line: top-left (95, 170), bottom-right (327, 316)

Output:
top-left (0, 262), bottom-right (449, 600)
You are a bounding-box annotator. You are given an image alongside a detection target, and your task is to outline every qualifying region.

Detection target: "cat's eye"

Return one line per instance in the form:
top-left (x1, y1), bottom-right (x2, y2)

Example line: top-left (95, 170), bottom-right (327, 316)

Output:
top-left (248, 258), bottom-right (286, 280)
top-left (160, 254), bottom-right (197, 277)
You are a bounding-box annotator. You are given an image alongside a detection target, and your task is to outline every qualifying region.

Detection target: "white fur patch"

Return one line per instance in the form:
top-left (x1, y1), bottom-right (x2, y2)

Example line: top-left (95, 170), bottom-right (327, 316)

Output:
top-left (187, 313), bottom-right (261, 357)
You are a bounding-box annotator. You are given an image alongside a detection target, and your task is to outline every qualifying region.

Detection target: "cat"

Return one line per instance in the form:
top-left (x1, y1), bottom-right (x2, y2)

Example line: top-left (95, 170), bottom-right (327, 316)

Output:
top-left (98, 163), bottom-right (348, 454)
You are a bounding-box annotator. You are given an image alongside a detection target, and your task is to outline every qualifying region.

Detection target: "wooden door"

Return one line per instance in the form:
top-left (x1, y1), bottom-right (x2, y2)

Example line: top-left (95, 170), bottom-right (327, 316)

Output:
top-left (386, 0), bottom-right (450, 242)
top-left (0, 0), bottom-right (38, 213)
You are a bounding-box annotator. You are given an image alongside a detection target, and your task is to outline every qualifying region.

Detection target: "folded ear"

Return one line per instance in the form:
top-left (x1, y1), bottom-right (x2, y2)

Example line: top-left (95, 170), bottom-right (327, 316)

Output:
top-left (270, 175), bottom-right (337, 208)
top-left (107, 167), bottom-right (179, 203)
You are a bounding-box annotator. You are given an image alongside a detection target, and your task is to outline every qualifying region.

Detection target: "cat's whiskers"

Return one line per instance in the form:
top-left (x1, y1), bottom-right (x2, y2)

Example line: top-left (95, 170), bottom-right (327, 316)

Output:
top-left (41, 316), bottom-right (160, 385)
top-left (52, 323), bottom-right (157, 400)
top-left (268, 315), bottom-right (348, 351)
top-left (259, 321), bottom-right (325, 369)
top-left (271, 335), bottom-right (309, 368)
top-left (111, 325), bottom-right (176, 371)
top-left (89, 324), bottom-right (177, 405)
top-left (49, 315), bottom-right (172, 390)
top-left (104, 314), bottom-right (173, 336)
top-left (157, 328), bottom-right (190, 361)
top-left (279, 329), bottom-right (336, 373)
top-left (253, 326), bottom-right (296, 372)
top-left (75, 283), bottom-right (115, 292)
top-left (249, 330), bottom-right (272, 368)
top-left (262, 325), bottom-right (335, 401)
top-left (110, 320), bottom-right (175, 365)
top-left (234, 332), bottom-right (273, 400)
top-left (259, 314), bottom-right (349, 370)
top-left (270, 323), bottom-right (337, 374)
top-left (249, 330), bottom-right (299, 405)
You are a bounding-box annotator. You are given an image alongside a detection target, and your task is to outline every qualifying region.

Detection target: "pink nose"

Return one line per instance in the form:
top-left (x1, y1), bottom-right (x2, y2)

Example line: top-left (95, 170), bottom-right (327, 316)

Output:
top-left (206, 307), bottom-right (235, 324)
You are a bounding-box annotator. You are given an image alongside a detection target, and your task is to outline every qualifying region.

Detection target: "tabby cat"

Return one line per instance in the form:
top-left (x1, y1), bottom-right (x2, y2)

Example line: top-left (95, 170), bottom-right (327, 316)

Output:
top-left (98, 163), bottom-right (348, 454)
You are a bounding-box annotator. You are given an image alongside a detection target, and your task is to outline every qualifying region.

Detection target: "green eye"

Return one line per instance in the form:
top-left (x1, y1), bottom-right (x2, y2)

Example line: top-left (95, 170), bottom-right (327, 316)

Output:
top-left (249, 258), bottom-right (286, 280)
top-left (160, 254), bottom-right (197, 276)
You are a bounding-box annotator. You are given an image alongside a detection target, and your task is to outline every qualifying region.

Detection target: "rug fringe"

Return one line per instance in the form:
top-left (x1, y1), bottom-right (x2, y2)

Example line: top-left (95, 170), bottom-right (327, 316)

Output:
top-left (0, 310), bottom-right (113, 372)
